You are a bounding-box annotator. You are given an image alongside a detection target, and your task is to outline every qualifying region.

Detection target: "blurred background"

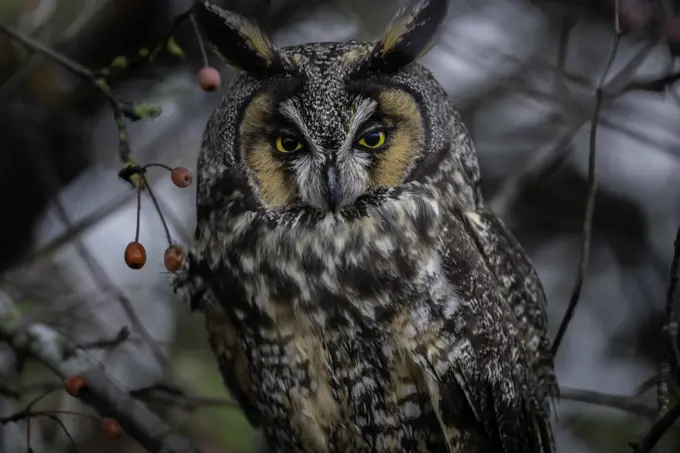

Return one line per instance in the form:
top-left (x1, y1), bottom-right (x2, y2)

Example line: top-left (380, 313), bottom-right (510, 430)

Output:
top-left (1, 0), bottom-right (679, 452)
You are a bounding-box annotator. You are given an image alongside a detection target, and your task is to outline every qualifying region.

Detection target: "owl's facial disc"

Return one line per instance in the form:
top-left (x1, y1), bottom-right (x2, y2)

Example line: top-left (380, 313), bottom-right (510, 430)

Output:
top-left (238, 87), bottom-right (425, 212)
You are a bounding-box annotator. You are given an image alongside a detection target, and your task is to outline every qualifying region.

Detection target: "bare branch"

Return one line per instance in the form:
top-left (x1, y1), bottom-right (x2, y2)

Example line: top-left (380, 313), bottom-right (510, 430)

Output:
top-left (0, 293), bottom-right (202, 453)
top-left (559, 386), bottom-right (656, 420)
top-left (630, 401), bottom-right (680, 453)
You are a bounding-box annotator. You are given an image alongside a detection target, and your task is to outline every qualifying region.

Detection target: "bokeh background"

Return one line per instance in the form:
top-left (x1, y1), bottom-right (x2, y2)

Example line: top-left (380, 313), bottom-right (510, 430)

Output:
top-left (1, 0), bottom-right (680, 452)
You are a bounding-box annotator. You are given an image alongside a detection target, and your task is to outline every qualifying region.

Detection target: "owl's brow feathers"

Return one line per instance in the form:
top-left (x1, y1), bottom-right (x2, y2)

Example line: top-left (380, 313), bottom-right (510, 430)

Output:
top-left (277, 97), bottom-right (378, 152)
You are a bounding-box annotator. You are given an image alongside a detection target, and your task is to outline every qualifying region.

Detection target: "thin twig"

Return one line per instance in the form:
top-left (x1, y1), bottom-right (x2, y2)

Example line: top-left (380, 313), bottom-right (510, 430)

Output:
top-left (92, 8), bottom-right (193, 79)
top-left (488, 38), bottom-right (658, 218)
top-left (0, 295), bottom-right (203, 453)
top-left (48, 415), bottom-right (81, 453)
top-left (71, 326), bottom-right (131, 355)
top-left (633, 375), bottom-right (658, 397)
top-left (0, 387), bottom-right (61, 426)
top-left (0, 21), bottom-right (159, 164)
top-left (559, 386), bottom-right (656, 420)
top-left (1, 409), bottom-right (102, 425)
top-left (130, 383), bottom-right (239, 410)
top-left (20, 191), bottom-right (131, 265)
top-left (47, 184), bottom-right (167, 369)
top-left (551, 32), bottom-right (621, 355)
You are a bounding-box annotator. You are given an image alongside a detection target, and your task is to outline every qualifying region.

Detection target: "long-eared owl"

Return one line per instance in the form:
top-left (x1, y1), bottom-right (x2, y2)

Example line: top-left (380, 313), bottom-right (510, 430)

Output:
top-left (173, 0), bottom-right (558, 452)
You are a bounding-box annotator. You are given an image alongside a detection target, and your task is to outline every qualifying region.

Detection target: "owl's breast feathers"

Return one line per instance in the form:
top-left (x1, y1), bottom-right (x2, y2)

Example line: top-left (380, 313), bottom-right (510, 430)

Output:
top-left (174, 175), bottom-right (554, 453)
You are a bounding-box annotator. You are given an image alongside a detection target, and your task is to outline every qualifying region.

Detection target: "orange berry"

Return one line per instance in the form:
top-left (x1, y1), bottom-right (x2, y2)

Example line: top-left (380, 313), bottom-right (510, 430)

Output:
top-left (64, 375), bottom-right (87, 397)
top-left (101, 418), bottom-right (122, 439)
top-left (124, 241), bottom-right (146, 269)
top-left (171, 167), bottom-right (192, 188)
top-left (197, 66), bottom-right (221, 92)
top-left (163, 245), bottom-right (184, 272)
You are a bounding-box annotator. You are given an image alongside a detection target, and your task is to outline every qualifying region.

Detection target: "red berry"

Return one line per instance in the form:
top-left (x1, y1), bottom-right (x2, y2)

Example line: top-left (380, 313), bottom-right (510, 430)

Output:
top-left (163, 245), bottom-right (184, 272)
top-left (101, 418), bottom-right (122, 439)
top-left (124, 241), bottom-right (146, 269)
top-left (64, 375), bottom-right (87, 397)
top-left (197, 66), bottom-right (221, 92)
top-left (170, 167), bottom-right (192, 188)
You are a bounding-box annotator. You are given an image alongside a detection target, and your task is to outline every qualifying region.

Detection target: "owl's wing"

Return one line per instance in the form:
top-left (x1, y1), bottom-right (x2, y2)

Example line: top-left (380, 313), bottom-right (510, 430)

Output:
top-left (204, 300), bottom-right (262, 428)
top-left (173, 261), bottom-right (262, 428)
top-left (401, 209), bottom-right (554, 453)
top-left (460, 207), bottom-right (557, 399)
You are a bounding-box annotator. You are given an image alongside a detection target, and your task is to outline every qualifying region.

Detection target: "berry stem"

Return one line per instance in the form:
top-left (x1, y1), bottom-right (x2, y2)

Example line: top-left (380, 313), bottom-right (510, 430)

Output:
top-left (135, 172), bottom-right (143, 243)
top-left (141, 174), bottom-right (173, 246)
top-left (190, 12), bottom-right (210, 67)
top-left (143, 162), bottom-right (174, 172)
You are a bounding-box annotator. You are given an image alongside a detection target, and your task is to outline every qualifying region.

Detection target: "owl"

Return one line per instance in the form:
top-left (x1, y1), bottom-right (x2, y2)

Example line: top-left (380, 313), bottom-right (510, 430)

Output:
top-left (173, 0), bottom-right (557, 452)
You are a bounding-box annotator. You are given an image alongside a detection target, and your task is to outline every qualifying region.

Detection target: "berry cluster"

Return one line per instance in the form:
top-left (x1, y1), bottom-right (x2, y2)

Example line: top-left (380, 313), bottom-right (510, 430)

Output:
top-left (119, 164), bottom-right (193, 272)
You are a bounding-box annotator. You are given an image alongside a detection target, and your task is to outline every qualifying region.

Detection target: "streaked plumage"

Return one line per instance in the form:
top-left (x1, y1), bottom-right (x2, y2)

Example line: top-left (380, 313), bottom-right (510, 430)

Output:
top-left (173, 1), bottom-right (557, 452)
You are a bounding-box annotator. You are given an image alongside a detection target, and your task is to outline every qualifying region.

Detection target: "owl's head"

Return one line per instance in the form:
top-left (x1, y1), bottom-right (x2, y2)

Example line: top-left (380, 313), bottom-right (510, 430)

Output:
top-left (195, 0), bottom-right (456, 214)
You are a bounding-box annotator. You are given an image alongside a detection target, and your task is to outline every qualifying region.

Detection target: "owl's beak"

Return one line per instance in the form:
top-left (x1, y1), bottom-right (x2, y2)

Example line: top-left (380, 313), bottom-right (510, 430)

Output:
top-left (324, 162), bottom-right (342, 212)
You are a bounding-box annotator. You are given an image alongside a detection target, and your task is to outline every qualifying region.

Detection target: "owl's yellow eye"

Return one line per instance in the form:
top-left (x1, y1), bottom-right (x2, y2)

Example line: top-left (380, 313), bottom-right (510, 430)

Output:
top-left (357, 130), bottom-right (386, 150)
top-left (274, 136), bottom-right (303, 153)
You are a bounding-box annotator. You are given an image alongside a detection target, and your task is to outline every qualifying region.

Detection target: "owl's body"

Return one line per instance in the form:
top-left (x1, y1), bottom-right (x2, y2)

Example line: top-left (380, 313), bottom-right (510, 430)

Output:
top-left (175, 1), bottom-right (556, 452)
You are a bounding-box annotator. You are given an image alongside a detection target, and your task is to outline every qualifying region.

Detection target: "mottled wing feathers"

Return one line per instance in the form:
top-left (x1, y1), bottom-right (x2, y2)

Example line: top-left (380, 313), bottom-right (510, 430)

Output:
top-left (171, 233), bottom-right (261, 428)
top-left (461, 207), bottom-right (557, 402)
top-left (404, 208), bottom-right (554, 453)
top-left (204, 302), bottom-right (262, 428)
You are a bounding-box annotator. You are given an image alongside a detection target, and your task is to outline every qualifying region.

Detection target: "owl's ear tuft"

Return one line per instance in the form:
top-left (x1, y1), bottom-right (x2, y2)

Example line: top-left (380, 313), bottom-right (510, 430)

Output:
top-left (193, 1), bottom-right (283, 75)
top-left (354, 0), bottom-right (448, 75)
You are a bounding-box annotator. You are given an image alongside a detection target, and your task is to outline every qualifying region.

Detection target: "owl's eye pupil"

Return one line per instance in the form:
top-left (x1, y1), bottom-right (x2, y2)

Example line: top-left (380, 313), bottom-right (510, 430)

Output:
top-left (281, 138), bottom-right (297, 150)
top-left (274, 135), bottom-right (303, 153)
top-left (363, 133), bottom-right (381, 147)
top-left (357, 130), bottom-right (387, 150)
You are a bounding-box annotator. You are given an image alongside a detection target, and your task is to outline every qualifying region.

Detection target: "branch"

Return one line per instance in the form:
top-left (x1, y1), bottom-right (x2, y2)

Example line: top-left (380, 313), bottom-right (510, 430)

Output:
top-left (551, 31), bottom-right (621, 355)
top-left (0, 21), bottom-right (164, 165)
top-left (0, 293), bottom-right (202, 453)
top-left (656, 225), bottom-right (680, 413)
top-left (559, 386), bottom-right (656, 420)
top-left (620, 72), bottom-right (680, 93)
top-left (131, 384), bottom-right (239, 411)
top-left (488, 37), bottom-right (658, 219)
top-left (630, 401), bottom-right (680, 453)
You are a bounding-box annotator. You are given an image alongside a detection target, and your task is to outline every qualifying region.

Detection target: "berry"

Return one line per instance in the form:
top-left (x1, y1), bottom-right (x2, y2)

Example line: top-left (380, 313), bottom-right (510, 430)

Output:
top-left (64, 375), bottom-right (87, 397)
top-left (163, 245), bottom-right (184, 272)
top-left (101, 418), bottom-right (122, 439)
top-left (124, 241), bottom-right (146, 269)
top-left (171, 167), bottom-right (192, 188)
top-left (197, 66), bottom-right (221, 92)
